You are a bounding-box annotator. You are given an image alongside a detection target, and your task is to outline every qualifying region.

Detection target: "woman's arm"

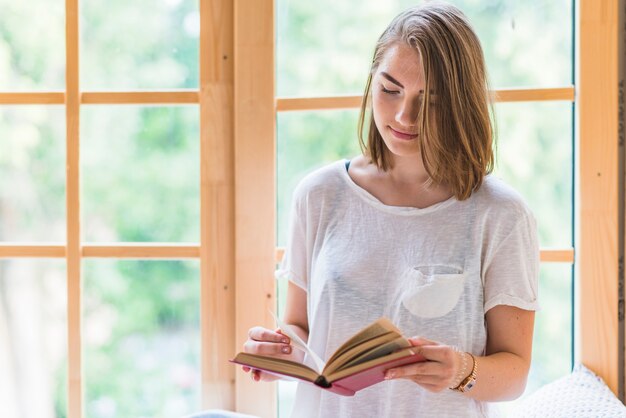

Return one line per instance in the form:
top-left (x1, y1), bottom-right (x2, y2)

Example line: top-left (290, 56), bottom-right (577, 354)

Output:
top-left (282, 281), bottom-right (310, 352)
top-left (465, 305), bottom-right (535, 401)
top-left (245, 281), bottom-right (310, 381)
top-left (385, 305), bottom-right (534, 401)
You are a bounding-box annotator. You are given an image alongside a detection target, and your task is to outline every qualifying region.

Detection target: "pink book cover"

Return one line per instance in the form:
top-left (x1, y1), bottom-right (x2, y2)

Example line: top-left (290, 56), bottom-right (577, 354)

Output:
top-left (231, 351), bottom-right (426, 396)
top-left (324, 351), bottom-right (426, 396)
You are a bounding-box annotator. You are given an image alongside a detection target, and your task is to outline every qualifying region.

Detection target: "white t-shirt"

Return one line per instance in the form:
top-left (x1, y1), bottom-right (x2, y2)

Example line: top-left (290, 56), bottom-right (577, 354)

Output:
top-left (276, 159), bottom-right (540, 418)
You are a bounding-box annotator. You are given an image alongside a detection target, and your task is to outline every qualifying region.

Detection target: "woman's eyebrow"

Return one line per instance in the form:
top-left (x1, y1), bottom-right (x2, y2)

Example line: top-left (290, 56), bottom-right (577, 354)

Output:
top-left (380, 72), bottom-right (433, 95)
top-left (380, 72), bottom-right (405, 88)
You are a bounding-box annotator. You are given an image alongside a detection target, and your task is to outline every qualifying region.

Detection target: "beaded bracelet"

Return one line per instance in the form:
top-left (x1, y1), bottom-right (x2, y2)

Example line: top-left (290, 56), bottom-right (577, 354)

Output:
top-left (449, 349), bottom-right (469, 389)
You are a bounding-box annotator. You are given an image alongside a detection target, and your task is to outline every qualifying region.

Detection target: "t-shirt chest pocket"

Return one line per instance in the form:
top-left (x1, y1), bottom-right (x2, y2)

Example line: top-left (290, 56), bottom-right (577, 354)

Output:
top-left (400, 265), bottom-right (466, 318)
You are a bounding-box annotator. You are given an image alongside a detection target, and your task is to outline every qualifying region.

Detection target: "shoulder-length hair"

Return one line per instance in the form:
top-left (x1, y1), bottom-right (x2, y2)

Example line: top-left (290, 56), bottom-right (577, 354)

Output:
top-left (358, 2), bottom-right (495, 200)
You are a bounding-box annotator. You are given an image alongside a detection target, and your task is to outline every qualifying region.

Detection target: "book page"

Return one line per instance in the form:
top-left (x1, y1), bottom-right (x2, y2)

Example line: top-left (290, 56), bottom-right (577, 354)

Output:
top-left (323, 332), bottom-right (398, 376)
top-left (326, 318), bottom-right (401, 367)
top-left (334, 336), bottom-right (411, 371)
top-left (232, 352), bottom-right (319, 382)
top-left (271, 311), bottom-right (325, 372)
top-left (326, 347), bottom-right (420, 383)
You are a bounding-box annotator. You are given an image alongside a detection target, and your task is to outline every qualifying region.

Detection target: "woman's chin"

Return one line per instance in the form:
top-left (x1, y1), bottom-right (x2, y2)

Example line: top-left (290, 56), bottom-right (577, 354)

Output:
top-left (383, 141), bottom-right (421, 158)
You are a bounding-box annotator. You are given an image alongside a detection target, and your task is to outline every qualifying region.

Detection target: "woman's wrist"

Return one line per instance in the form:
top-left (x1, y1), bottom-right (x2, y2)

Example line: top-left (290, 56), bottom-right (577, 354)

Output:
top-left (450, 352), bottom-right (478, 393)
top-left (449, 350), bottom-right (471, 389)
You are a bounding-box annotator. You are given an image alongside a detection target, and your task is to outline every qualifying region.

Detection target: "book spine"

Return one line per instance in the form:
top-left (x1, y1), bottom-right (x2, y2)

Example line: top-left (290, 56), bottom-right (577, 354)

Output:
top-left (313, 375), bottom-right (331, 388)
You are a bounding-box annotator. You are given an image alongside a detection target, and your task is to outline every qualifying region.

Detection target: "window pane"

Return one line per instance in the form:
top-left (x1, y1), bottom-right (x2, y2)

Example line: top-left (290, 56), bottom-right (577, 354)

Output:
top-left (277, 104), bottom-right (574, 249)
top-left (0, 260), bottom-right (67, 418)
top-left (81, 0), bottom-right (199, 90)
top-left (276, 105), bottom-right (573, 413)
top-left (500, 263), bottom-right (572, 414)
top-left (83, 260), bottom-right (200, 417)
top-left (493, 101), bottom-right (573, 248)
top-left (276, 274), bottom-right (297, 418)
top-left (531, 264), bottom-right (573, 387)
top-left (82, 106), bottom-right (200, 242)
top-left (276, 110), bottom-right (362, 416)
top-left (276, 110), bottom-right (361, 245)
top-left (0, 106), bottom-right (65, 241)
top-left (0, 1), bottom-right (65, 90)
top-left (276, 0), bottom-right (572, 96)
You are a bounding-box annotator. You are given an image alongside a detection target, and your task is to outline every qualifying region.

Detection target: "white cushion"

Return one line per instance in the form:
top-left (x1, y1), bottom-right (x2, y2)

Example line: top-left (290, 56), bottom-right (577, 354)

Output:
top-left (512, 364), bottom-right (626, 417)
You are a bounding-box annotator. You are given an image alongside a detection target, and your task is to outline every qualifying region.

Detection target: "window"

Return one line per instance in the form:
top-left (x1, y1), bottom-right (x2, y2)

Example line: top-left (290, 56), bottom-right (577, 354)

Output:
top-left (275, 0), bottom-right (574, 415)
top-left (0, 0), bottom-right (620, 417)
top-left (0, 1), bottom-right (206, 417)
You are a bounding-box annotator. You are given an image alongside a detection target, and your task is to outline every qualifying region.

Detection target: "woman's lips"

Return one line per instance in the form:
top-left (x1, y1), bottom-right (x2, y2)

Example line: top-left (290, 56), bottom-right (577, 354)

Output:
top-left (389, 126), bottom-right (418, 140)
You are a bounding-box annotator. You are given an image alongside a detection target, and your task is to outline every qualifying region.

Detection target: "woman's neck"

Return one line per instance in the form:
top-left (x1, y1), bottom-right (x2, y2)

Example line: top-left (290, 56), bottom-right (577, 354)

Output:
top-left (384, 155), bottom-right (431, 187)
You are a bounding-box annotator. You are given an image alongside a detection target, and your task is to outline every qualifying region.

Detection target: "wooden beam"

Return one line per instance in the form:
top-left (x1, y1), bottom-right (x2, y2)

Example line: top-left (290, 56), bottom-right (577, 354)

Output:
top-left (0, 93), bottom-right (65, 105)
top-left (0, 87), bottom-right (574, 108)
top-left (578, 0), bottom-right (619, 395)
top-left (274, 247), bottom-right (575, 265)
top-left (0, 244), bottom-right (199, 258)
top-left (0, 87), bottom-right (575, 108)
top-left (81, 91), bottom-right (199, 104)
top-left (0, 244), bottom-right (65, 258)
top-left (275, 87), bottom-right (576, 112)
top-left (617, 0), bottom-right (626, 403)
top-left (200, 0), bottom-right (236, 410)
top-left (492, 87), bottom-right (575, 103)
top-left (539, 248), bottom-right (575, 263)
top-left (65, 0), bottom-right (82, 416)
top-left (276, 95), bottom-right (363, 111)
top-left (82, 244), bottom-right (199, 258)
top-left (0, 244), bottom-right (575, 264)
top-left (234, 0), bottom-right (276, 415)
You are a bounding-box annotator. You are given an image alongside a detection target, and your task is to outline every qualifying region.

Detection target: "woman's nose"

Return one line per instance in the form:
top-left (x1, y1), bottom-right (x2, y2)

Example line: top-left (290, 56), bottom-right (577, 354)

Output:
top-left (395, 97), bottom-right (421, 127)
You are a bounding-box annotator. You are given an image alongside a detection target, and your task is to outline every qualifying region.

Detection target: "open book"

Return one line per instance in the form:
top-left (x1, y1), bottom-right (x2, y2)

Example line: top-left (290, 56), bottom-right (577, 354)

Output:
top-left (230, 317), bottom-right (425, 396)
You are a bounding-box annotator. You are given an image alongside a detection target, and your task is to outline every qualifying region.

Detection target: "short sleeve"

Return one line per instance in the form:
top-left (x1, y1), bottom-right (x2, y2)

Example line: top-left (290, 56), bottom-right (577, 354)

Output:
top-left (483, 209), bottom-right (540, 313)
top-left (275, 187), bottom-right (309, 292)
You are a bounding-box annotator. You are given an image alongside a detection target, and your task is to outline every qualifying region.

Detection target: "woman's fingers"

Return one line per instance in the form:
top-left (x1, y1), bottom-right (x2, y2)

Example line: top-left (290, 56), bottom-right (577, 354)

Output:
top-left (385, 359), bottom-right (455, 392)
top-left (243, 326), bottom-right (298, 383)
top-left (243, 340), bottom-right (292, 355)
top-left (244, 326), bottom-right (292, 356)
top-left (250, 368), bottom-right (281, 382)
top-left (385, 358), bottom-right (444, 379)
top-left (385, 340), bottom-right (461, 392)
top-left (242, 367), bottom-right (272, 381)
top-left (248, 326), bottom-right (290, 344)
top-left (413, 344), bottom-right (455, 364)
top-left (408, 336), bottom-right (439, 347)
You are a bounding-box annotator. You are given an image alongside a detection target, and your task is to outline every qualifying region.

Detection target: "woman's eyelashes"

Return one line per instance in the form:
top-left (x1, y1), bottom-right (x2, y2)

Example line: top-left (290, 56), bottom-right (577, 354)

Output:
top-left (379, 85), bottom-right (438, 106)
top-left (381, 85), bottom-right (400, 95)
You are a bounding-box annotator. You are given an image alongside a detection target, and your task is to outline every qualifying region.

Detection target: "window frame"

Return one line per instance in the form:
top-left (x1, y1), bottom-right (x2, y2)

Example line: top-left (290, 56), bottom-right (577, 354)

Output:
top-left (0, 0), bottom-right (620, 417)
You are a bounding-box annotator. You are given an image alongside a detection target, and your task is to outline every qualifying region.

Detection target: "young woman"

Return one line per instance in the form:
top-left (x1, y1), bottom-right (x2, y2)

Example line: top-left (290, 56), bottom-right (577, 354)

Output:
top-left (243, 2), bottom-right (539, 417)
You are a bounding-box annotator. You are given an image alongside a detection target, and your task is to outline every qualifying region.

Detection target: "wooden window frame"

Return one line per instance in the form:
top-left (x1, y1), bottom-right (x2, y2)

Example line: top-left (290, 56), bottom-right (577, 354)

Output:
top-left (0, 0), bottom-right (620, 417)
top-left (577, 0), bottom-right (620, 400)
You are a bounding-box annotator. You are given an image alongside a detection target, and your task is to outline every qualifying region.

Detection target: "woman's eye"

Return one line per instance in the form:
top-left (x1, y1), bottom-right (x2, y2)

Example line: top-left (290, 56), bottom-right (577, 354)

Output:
top-left (381, 87), bottom-right (399, 95)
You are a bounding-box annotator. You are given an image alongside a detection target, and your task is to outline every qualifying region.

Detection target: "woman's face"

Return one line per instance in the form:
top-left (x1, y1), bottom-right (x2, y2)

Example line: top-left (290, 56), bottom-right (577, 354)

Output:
top-left (372, 43), bottom-right (429, 160)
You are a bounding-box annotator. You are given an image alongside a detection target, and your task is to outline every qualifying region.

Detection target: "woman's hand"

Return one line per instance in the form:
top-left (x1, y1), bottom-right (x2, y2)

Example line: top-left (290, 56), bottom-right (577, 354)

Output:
top-left (384, 337), bottom-right (470, 392)
top-left (242, 326), bottom-right (297, 382)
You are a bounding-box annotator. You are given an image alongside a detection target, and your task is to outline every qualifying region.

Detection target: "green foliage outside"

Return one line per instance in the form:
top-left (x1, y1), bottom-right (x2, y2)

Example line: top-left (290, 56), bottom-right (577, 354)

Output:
top-left (1, 0), bottom-right (202, 416)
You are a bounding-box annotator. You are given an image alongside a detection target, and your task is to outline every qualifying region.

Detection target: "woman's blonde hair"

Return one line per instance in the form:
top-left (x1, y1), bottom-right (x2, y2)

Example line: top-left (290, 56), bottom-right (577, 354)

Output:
top-left (358, 2), bottom-right (495, 200)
